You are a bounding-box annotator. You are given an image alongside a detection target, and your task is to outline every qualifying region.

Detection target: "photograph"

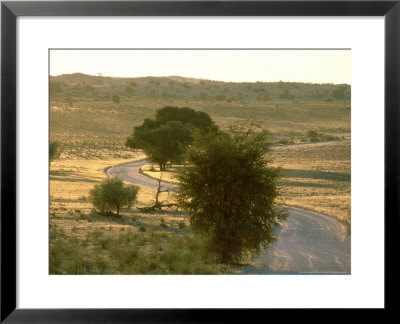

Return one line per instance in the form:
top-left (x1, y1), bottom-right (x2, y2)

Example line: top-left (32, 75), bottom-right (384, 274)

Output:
top-left (49, 49), bottom-right (351, 275)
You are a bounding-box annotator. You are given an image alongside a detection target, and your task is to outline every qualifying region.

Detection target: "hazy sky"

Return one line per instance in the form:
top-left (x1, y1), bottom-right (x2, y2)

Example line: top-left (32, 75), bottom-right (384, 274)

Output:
top-left (50, 49), bottom-right (351, 84)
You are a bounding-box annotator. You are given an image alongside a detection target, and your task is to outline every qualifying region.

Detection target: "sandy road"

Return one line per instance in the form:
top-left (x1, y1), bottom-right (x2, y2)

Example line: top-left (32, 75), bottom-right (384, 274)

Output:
top-left (107, 159), bottom-right (176, 190)
top-left (246, 207), bottom-right (350, 274)
top-left (107, 159), bottom-right (351, 274)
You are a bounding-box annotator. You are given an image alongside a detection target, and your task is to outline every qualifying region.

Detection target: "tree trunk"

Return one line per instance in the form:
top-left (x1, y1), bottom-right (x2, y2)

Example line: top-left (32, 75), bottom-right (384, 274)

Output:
top-left (155, 188), bottom-right (160, 205)
top-left (155, 173), bottom-right (169, 207)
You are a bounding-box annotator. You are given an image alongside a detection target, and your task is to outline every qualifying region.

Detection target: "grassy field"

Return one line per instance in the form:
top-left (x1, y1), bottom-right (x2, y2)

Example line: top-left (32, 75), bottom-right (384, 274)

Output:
top-left (50, 141), bottom-right (350, 274)
top-left (50, 97), bottom-right (350, 159)
top-left (271, 141), bottom-right (351, 224)
top-left (140, 141), bottom-right (351, 224)
top-left (49, 74), bottom-right (351, 274)
top-left (50, 157), bottom-right (228, 274)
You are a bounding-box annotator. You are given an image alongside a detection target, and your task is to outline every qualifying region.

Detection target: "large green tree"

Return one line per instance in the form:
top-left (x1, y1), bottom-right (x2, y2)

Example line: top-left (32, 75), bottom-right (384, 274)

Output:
top-left (141, 121), bottom-right (191, 170)
top-left (154, 106), bottom-right (217, 131)
top-left (126, 107), bottom-right (217, 170)
top-left (176, 123), bottom-right (288, 263)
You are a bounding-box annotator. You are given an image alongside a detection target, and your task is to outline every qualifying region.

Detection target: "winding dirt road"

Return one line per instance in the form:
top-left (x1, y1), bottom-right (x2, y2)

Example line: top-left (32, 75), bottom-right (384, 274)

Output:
top-left (107, 159), bottom-right (176, 190)
top-left (107, 159), bottom-right (351, 274)
top-left (247, 207), bottom-right (350, 274)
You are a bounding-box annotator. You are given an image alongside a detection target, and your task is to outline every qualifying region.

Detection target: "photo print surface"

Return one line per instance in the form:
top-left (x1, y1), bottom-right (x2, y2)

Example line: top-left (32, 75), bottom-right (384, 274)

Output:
top-left (49, 49), bottom-right (351, 275)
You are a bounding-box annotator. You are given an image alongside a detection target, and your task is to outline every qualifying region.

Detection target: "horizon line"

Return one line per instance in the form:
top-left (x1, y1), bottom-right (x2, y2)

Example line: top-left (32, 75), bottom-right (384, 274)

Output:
top-left (49, 72), bottom-right (351, 86)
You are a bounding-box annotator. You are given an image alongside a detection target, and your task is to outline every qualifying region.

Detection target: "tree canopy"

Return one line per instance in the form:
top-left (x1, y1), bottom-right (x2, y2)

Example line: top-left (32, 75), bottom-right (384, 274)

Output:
top-left (176, 123), bottom-right (288, 263)
top-left (89, 176), bottom-right (139, 216)
top-left (126, 107), bottom-right (217, 170)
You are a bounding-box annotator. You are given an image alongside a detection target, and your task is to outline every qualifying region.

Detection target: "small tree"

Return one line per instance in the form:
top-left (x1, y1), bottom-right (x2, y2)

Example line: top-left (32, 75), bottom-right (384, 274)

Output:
top-left (176, 123), bottom-right (288, 264)
top-left (49, 141), bottom-right (62, 165)
top-left (89, 176), bottom-right (139, 216)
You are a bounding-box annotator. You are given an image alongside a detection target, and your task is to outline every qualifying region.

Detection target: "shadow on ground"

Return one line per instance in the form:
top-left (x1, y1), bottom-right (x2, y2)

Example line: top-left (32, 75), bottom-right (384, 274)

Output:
top-left (281, 168), bottom-right (350, 182)
top-left (50, 170), bottom-right (100, 183)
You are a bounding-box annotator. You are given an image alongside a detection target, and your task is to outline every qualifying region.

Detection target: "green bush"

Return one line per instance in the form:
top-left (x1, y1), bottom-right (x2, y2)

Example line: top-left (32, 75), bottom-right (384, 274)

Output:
top-left (279, 88), bottom-right (294, 99)
top-left (307, 130), bottom-right (319, 142)
top-left (49, 141), bottom-right (62, 164)
top-left (89, 176), bottom-right (139, 216)
top-left (177, 123), bottom-right (288, 263)
top-left (50, 225), bottom-right (227, 274)
top-left (111, 94), bottom-right (120, 103)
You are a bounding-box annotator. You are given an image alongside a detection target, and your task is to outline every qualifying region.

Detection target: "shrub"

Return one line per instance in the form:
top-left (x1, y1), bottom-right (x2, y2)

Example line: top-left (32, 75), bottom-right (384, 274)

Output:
top-left (89, 176), bottom-right (139, 216)
top-left (49, 141), bottom-right (62, 164)
top-left (95, 256), bottom-right (108, 273)
top-left (160, 218), bottom-right (168, 228)
top-left (279, 88), bottom-right (294, 99)
top-left (125, 87), bottom-right (134, 95)
top-left (307, 130), bottom-right (319, 142)
top-left (178, 221), bottom-right (186, 229)
top-left (111, 94), bottom-right (120, 103)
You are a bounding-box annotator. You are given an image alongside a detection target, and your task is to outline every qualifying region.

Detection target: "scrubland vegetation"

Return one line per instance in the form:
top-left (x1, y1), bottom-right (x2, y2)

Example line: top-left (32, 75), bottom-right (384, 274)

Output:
top-left (50, 218), bottom-right (225, 275)
top-left (50, 158), bottom-right (227, 274)
top-left (50, 73), bottom-right (350, 159)
top-left (141, 141), bottom-right (351, 226)
top-left (50, 73), bottom-right (351, 274)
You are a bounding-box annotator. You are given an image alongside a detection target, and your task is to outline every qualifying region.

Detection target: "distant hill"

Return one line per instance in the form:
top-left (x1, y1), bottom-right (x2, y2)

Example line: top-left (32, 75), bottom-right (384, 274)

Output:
top-left (50, 73), bottom-right (351, 102)
top-left (50, 73), bottom-right (351, 159)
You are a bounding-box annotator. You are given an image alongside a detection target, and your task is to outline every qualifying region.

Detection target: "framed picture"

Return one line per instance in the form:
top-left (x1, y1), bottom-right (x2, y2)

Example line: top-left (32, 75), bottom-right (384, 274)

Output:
top-left (1, 0), bottom-right (399, 321)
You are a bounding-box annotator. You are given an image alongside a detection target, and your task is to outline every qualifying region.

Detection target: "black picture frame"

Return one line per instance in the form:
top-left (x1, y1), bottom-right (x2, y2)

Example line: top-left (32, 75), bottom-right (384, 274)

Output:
top-left (1, 0), bottom-right (399, 322)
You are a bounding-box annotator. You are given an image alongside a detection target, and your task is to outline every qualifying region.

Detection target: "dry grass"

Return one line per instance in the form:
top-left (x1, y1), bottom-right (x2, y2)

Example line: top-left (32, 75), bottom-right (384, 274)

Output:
top-left (49, 86), bottom-right (351, 273)
top-left (50, 97), bottom-right (350, 159)
top-left (270, 141), bottom-right (351, 223)
top-left (140, 141), bottom-right (351, 224)
top-left (49, 155), bottom-right (181, 229)
top-left (49, 156), bottom-right (227, 274)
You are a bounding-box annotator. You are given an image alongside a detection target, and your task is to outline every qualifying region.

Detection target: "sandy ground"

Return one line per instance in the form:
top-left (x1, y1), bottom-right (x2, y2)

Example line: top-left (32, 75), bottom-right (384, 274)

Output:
top-left (107, 160), bottom-right (351, 274)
